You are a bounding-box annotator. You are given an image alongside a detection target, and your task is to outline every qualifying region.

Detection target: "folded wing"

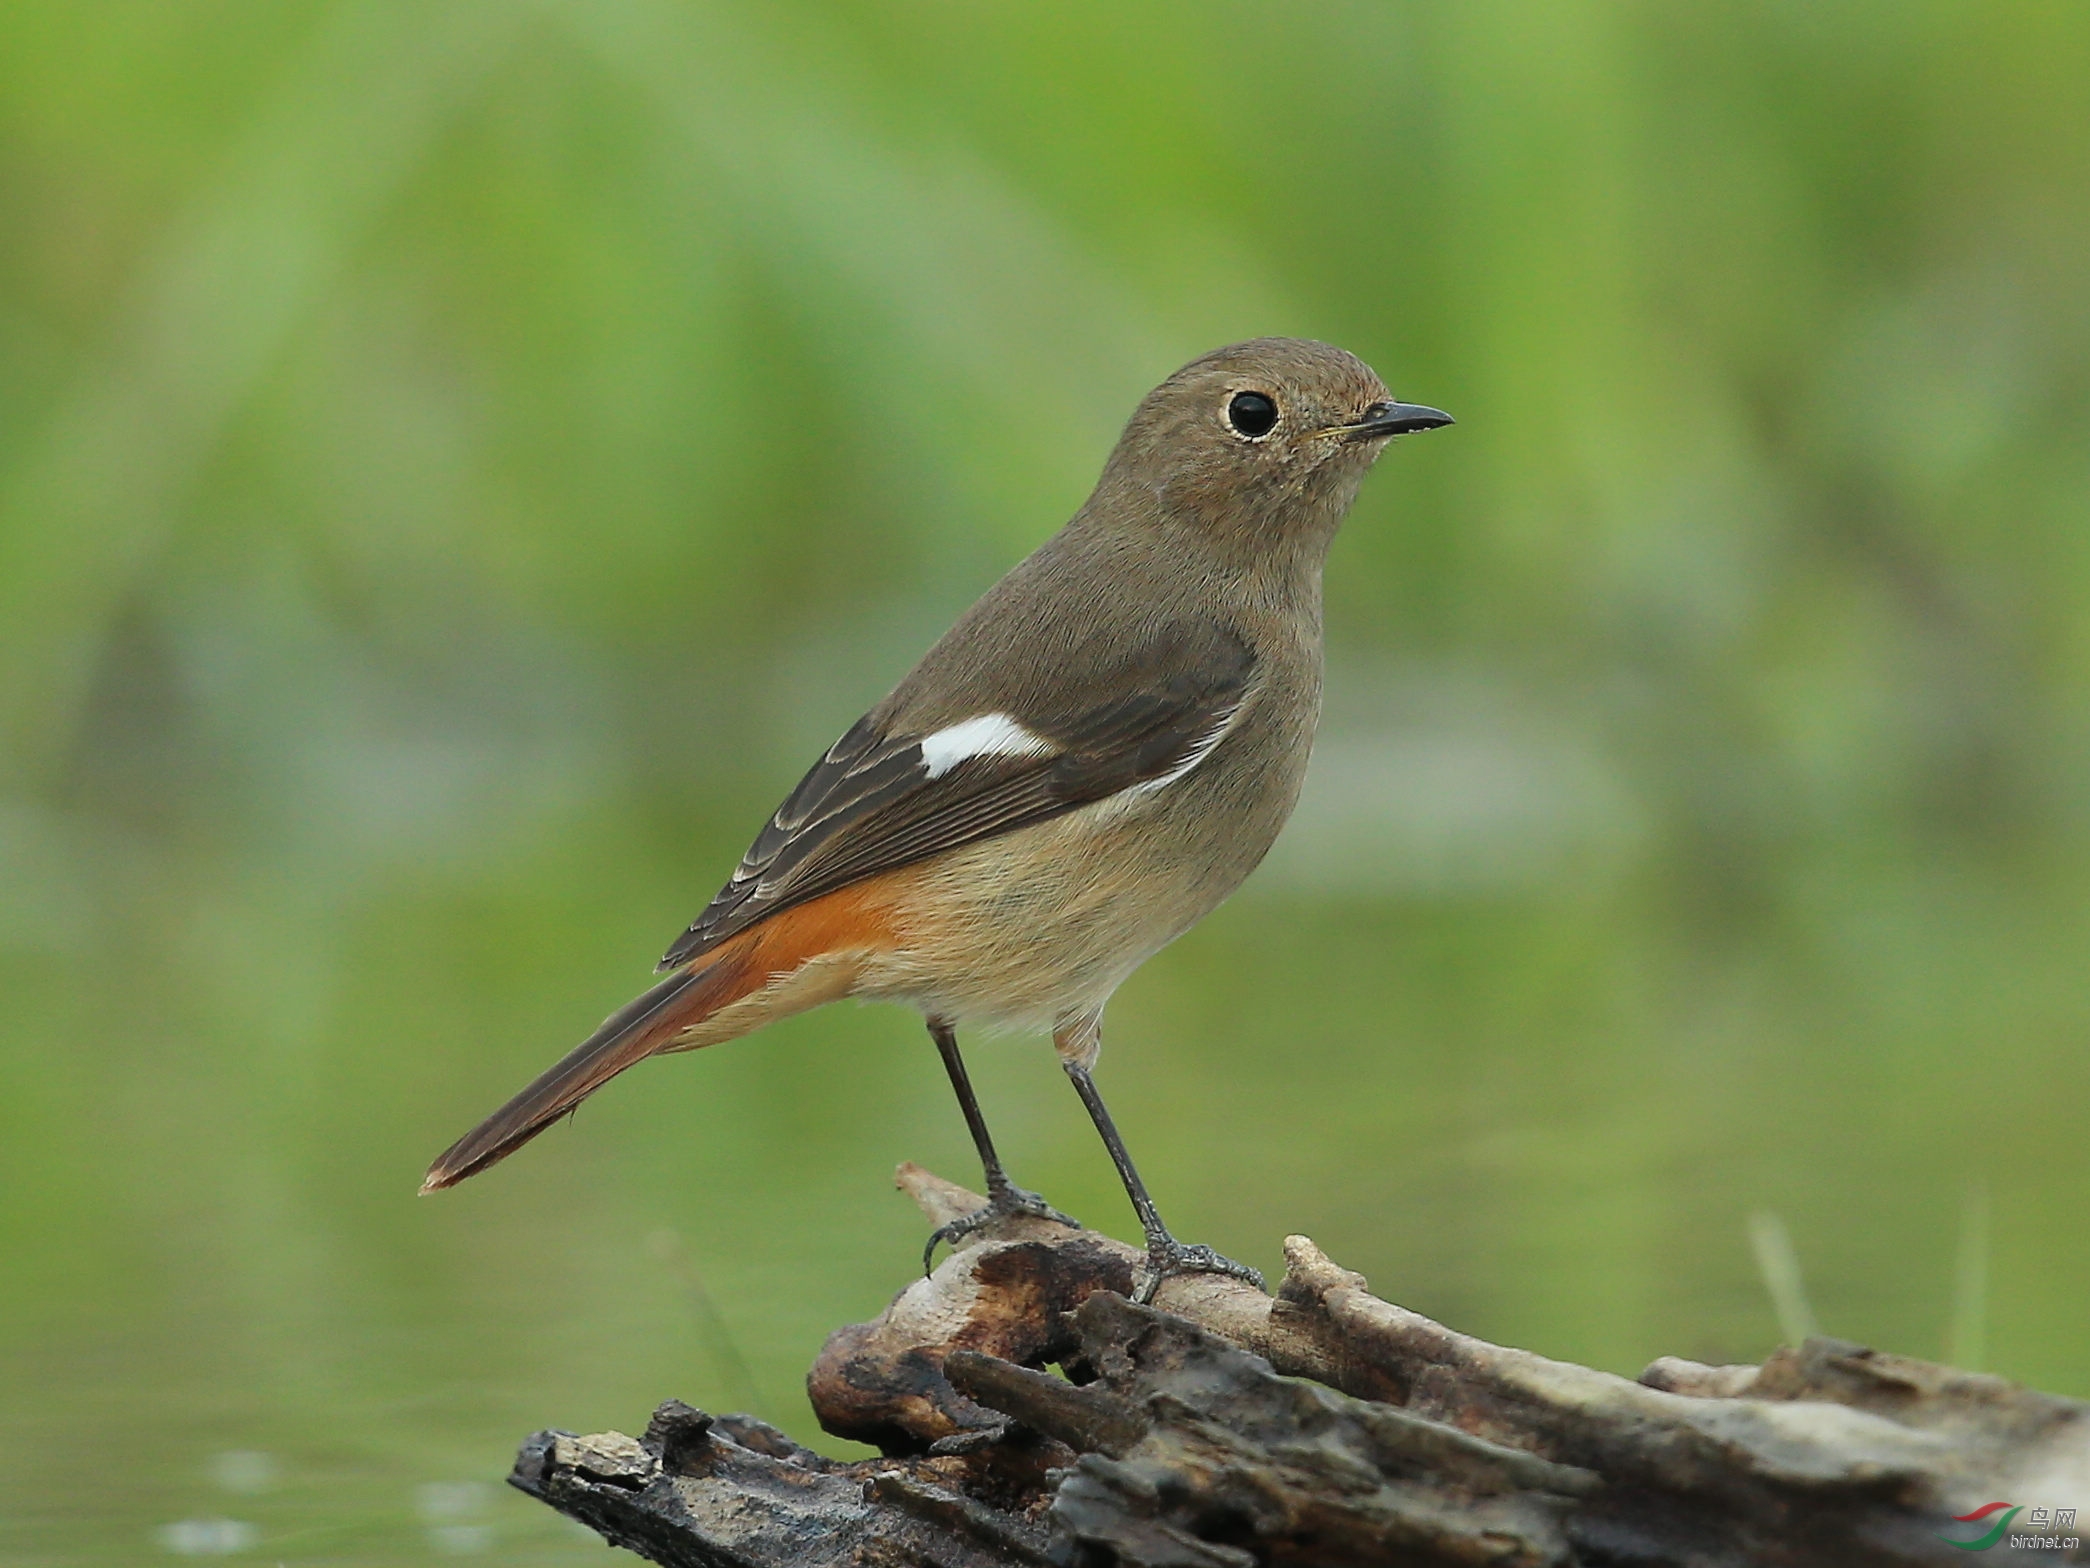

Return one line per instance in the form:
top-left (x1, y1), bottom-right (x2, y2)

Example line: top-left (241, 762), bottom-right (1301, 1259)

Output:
top-left (660, 621), bottom-right (1255, 969)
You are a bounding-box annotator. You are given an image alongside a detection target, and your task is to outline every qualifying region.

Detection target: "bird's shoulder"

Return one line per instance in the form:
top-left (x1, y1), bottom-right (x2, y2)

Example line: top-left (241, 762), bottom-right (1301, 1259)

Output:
top-left (876, 524), bottom-right (1256, 738)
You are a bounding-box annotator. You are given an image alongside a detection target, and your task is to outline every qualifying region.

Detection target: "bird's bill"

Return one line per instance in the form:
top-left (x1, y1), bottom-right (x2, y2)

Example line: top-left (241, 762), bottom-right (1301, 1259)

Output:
top-left (1332, 401), bottom-right (1455, 441)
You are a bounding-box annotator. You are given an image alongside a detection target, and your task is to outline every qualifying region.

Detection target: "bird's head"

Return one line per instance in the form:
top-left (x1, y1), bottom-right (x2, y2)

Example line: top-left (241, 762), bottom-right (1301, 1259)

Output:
top-left (1097, 337), bottom-right (1451, 565)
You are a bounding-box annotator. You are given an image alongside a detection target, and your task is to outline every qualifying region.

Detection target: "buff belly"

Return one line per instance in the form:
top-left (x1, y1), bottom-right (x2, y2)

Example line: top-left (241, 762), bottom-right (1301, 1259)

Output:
top-left (847, 780), bottom-right (1284, 1032)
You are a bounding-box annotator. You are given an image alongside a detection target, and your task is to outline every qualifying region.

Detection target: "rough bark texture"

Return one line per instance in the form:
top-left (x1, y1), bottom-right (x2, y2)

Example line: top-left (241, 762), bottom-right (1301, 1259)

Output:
top-left (511, 1164), bottom-right (2090, 1567)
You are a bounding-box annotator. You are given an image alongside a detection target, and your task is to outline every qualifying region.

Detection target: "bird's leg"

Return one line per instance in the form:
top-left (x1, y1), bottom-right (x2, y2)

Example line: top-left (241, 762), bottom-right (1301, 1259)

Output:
top-left (921, 1018), bottom-right (1079, 1272)
top-left (1055, 1015), bottom-right (1264, 1302)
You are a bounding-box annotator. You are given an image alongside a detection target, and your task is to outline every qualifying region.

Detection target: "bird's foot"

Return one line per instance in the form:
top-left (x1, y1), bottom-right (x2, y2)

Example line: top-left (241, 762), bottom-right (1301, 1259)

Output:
top-left (922, 1184), bottom-right (1081, 1273)
top-left (1134, 1238), bottom-right (1264, 1304)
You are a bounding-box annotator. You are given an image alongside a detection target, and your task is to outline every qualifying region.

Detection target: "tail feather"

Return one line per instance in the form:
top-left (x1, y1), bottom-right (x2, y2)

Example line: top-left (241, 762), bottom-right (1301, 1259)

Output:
top-left (420, 874), bottom-right (900, 1195)
top-left (420, 956), bottom-right (745, 1193)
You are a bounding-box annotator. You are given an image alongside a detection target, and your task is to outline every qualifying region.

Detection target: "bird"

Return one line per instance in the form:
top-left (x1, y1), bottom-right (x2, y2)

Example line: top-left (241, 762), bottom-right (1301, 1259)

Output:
top-left (420, 337), bottom-right (1452, 1297)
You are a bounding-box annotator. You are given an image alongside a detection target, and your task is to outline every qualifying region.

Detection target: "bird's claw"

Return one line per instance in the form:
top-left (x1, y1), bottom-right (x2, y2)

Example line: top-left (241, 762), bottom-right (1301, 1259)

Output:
top-left (922, 1184), bottom-right (1081, 1274)
top-left (1134, 1239), bottom-right (1264, 1304)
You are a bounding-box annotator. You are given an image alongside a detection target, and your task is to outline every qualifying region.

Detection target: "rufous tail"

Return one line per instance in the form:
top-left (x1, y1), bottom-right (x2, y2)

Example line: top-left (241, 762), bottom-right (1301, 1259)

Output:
top-left (419, 953), bottom-right (752, 1193)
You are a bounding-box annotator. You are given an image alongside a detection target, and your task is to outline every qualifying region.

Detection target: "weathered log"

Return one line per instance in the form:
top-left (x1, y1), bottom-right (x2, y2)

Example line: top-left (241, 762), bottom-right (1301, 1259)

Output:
top-left (510, 1164), bottom-right (2090, 1566)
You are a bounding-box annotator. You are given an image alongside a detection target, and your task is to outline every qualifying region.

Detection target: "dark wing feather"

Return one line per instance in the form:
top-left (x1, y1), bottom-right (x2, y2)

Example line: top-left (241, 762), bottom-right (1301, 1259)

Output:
top-left (659, 625), bottom-right (1254, 969)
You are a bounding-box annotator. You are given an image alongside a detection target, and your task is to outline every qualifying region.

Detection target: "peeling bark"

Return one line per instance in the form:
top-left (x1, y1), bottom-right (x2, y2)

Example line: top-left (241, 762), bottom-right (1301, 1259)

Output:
top-left (510, 1164), bottom-right (2090, 1566)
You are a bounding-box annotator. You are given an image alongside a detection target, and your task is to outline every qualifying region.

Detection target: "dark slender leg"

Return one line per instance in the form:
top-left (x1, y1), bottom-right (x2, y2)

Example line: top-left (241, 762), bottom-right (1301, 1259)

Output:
top-left (921, 1019), bottom-right (1079, 1272)
top-left (1061, 1057), bottom-right (1264, 1302)
top-left (932, 1018), bottom-right (1014, 1197)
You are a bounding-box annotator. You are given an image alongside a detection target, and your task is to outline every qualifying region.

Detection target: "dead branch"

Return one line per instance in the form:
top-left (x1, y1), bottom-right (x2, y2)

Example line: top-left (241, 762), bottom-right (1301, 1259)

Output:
top-left (510, 1163), bottom-right (2090, 1567)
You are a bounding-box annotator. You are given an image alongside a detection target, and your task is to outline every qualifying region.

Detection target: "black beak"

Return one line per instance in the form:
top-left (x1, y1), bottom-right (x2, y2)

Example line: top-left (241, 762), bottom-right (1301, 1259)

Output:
top-left (1346, 400), bottom-right (1455, 440)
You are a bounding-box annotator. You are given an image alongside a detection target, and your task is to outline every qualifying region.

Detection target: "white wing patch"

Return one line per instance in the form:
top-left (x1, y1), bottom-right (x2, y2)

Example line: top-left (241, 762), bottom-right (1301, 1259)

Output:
top-left (918, 713), bottom-right (1057, 779)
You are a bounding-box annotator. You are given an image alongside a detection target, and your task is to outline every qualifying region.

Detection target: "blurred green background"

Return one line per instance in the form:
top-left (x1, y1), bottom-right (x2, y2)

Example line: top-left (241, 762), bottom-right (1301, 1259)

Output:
top-left (4, 1), bottom-right (2087, 1561)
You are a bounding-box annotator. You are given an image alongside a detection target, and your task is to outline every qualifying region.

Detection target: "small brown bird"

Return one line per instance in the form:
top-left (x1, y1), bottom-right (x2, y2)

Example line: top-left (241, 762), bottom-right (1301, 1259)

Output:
top-left (422, 337), bottom-right (1451, 1295)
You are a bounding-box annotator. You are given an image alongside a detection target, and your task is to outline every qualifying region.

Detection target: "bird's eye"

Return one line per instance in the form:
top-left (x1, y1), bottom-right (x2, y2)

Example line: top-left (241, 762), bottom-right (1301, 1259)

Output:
top-left (1226, 391), bottom-right (1279, 439)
